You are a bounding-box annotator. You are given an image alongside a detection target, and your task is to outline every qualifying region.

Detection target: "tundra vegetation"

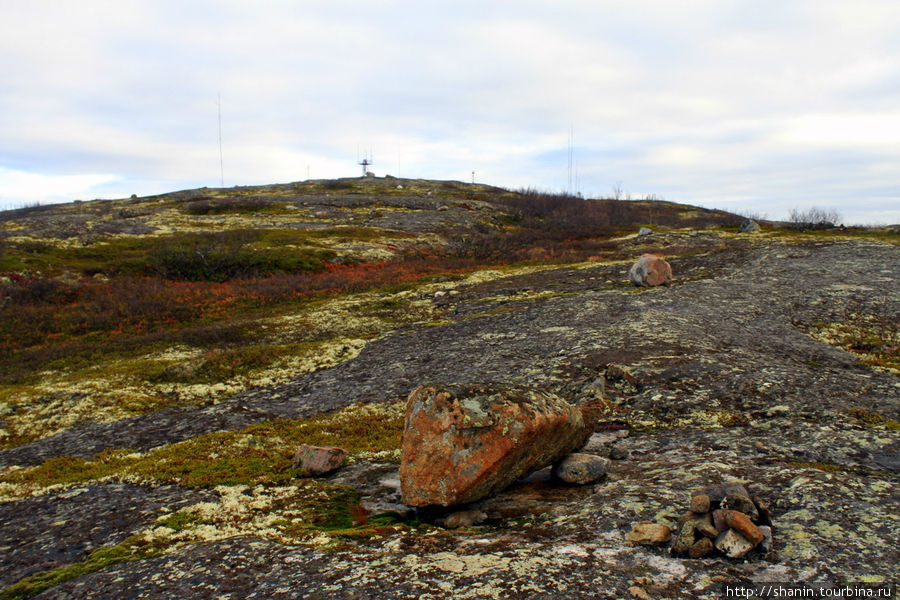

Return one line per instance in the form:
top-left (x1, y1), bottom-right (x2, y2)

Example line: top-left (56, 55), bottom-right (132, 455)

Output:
top-left (0, 177), bottom-right (897, 598)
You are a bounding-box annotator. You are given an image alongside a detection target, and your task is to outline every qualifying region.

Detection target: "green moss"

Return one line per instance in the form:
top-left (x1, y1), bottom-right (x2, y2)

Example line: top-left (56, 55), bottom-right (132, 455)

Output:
top-left (846, 408), bottom-right (900, 430)
top-left (2, 402), bottom-right (405, 490)
top-left (788, 461), bottom-right (844, 472)
top-left (155, 511), bottom-right (203, 532)
top-left (0, 534), bottom-right (165, 600)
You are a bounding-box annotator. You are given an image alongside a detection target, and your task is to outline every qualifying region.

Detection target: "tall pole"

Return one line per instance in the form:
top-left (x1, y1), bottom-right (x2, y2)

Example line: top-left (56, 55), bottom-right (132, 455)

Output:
top-left (217, 93), bottom-right (224, 187)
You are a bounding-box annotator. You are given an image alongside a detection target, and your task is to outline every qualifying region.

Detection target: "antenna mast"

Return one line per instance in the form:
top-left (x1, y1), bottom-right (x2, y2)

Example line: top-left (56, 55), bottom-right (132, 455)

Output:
top-left (358, 147), bottom-right (374, 176)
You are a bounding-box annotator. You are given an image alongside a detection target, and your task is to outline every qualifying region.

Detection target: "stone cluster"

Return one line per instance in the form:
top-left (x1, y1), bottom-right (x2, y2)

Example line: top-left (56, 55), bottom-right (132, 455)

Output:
top-left (672, 481), bottom-right (773, 559)
top-left (626, 481), bottom-right (773, 560)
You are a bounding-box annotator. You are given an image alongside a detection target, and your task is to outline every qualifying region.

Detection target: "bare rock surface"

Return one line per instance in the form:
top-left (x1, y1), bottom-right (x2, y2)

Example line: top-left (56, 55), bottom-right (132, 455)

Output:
top-left (0, 484), bottom-right (214, 588)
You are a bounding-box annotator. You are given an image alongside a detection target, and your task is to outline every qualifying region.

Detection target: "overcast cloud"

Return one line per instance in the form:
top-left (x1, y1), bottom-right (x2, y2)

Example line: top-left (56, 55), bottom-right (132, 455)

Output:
top-left (1, 1), bottom-right (899, 223)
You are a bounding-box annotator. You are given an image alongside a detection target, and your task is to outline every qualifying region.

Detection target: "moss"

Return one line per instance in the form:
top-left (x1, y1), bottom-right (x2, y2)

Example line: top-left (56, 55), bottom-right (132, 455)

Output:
top-left (155, 511), bottom-right (204, 532)
top-left (788, 461), bottom-right (844, 472)
top-left (1, 401), bottom-right (405, 491)
top-left (846, 408), bottom-right (900, 430)
top-left (0, 534), bottom-right (166, 600)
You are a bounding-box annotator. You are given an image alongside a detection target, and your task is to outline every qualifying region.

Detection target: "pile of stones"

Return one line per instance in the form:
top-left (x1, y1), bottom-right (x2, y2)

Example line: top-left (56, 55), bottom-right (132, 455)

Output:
top-left (628, 481), bottom-right (773, 559)
top-left (673, 481), bottom-right (773, 559)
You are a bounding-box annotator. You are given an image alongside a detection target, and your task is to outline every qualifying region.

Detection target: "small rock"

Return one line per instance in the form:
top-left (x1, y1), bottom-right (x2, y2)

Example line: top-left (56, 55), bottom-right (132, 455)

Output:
top-left (690, 493), bottom-right (711, 514)
top-left (712, 509), bottom-right (729, 533)
top-left (689, 537), bottom-right (714, 558)
top-left (714, 528), bottom-right (755, 559)
top-left (723, 510), bottom-right (765, 546)
top-left (638, 227), bottom-right (653, 236)
top-left (442, 509), bottom-right (487, 529)
top-left (721, 493), bottom-right (760, 522)
top-left (626, 521), bottom-right (672, 546)
top-left (694, 482), bottom-right (750, 508)
top-left (752, 495), bottom-right (774, 526)
top-left (758, 525), bottom-right (773, 553)
top-left (739, 219), bottom-right (760, 233)
top-left (629, 586), bottom-right (651, 600)
top-left (580, 430), bottom-right (626, 453)
top-left (671, 521), bottom-right (696, 555)
top-left (680, 511), bottom-right (719, 539)
top-left (609, 445), bottom-right (629, 460)
top-left (292, 444), bottom-right (347, 476)
top-left (552, 453), bottom-right (610, 484)
top-left (629, 254), bottom-right (672, 287)
top-left (605, 364), bottom-right (637, 384)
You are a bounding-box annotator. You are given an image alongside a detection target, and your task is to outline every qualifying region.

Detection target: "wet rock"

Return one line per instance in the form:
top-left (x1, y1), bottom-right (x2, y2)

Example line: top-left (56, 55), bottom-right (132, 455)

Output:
top-left (399, 383), bottom-right (592, 507)
top-left (441, 509), bottom-right (487, 529)
top-left (629, 253), bottom-right (672, 287)
top-left (739, 219), bottom-right (760, 233)
top-left (714, 528), bottom-right (755, 559)
top-left (689, 537), bottom-right (714, 558)
top-left (552, 453), bottom-right (610, 484)
top-left (626, 521), bottom-right (672, 546)
top-left (723, 510), bottom-right (764, 546)
top-left (292, 444), bottom-right (347, 476)
top-left (690, 493), bottom-right (711, 514)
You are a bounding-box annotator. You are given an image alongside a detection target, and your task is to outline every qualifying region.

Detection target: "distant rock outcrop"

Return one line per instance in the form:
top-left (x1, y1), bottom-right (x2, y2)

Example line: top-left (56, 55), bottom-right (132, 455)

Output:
top-left (399, 384), bottom-right (593, 507)
top-left (629, 254), bottom-right (672, 287)
top-left (739, 219), bottom-right (760, 233)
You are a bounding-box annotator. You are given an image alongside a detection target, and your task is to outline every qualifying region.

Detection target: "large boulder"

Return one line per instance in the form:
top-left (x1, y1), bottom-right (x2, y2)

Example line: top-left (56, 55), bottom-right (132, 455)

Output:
top-left (399, 384), bottom-right (593, 507)
top-left (629, 254), bottom-right (672, 287)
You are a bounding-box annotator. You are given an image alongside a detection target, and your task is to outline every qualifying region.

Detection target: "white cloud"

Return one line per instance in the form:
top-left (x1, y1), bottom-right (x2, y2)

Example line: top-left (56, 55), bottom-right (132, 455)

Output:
top-left (0, 168), bottom-right (119, 207)
top-left (0, 1), bottom-right (898, 223)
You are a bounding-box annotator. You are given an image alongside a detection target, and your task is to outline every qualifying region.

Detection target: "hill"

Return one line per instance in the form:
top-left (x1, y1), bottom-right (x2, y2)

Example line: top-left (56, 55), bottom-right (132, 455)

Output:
top-left (0, 177), bottom-right (897, 598)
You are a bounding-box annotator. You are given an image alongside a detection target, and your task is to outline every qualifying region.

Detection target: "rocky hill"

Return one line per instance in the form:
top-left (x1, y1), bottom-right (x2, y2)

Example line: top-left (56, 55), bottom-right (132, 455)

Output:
top-left (0, 178), bottom-right (897, 598)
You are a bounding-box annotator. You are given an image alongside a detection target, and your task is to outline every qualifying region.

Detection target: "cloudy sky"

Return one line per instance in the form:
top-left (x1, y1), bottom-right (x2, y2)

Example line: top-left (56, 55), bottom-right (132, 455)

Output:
top-left (2, 1), bottom-right (899, 223)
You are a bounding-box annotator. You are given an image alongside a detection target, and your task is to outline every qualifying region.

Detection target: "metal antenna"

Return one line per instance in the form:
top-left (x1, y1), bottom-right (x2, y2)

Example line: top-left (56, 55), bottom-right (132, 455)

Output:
top-left (567, 124), bottom-right (574, 195)
top-left (217, 93), bottom-right (224, 187)
top-left (358, 152), bottom-right (372, 176)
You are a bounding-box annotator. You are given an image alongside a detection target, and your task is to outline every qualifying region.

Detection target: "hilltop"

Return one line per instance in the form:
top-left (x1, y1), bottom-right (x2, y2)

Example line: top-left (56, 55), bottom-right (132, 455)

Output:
top-left (0, 177), bottom-right (897, 599)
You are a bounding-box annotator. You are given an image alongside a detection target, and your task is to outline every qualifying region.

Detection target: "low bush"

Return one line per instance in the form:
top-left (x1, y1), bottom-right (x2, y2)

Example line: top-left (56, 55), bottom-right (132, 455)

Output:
top-left (787, 207), bottom-right (841, 230)
top-left (182, 196), bottom-right (273, 215)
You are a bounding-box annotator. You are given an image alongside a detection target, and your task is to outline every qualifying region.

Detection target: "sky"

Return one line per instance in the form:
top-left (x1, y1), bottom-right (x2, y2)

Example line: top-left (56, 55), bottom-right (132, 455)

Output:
top-left (1, 1), bottom-right (899, 224)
